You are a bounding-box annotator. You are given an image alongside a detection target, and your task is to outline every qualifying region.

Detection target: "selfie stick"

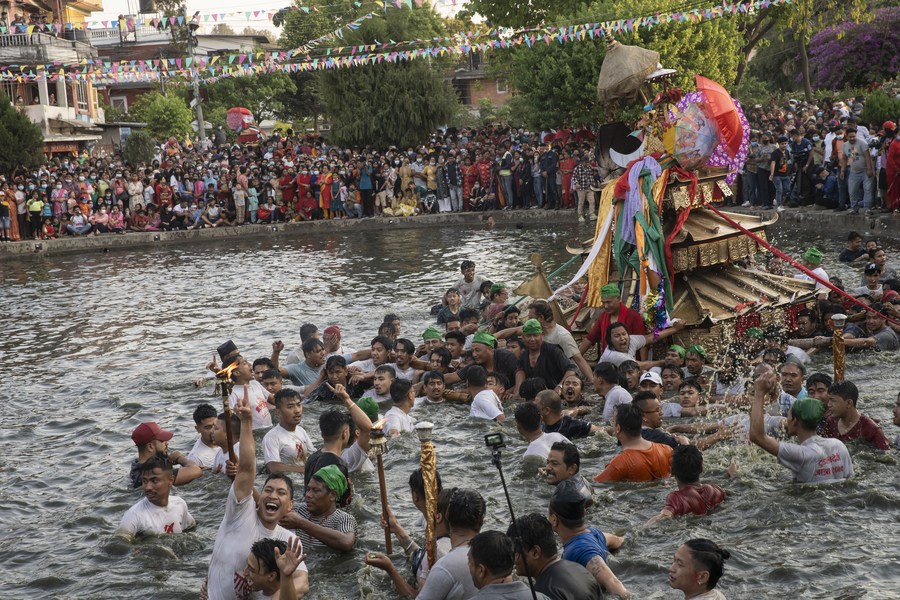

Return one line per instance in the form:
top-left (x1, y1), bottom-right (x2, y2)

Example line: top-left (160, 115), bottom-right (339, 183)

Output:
top-left (488, 438), bottom-right (539, 600)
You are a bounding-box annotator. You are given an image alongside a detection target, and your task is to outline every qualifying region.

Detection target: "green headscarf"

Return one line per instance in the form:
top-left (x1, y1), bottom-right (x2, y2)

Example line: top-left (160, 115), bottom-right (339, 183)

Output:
top-left (687, 344), bottom-right (707, 360)
top-left (802, 247), bottom-right (824, 266)
top-left (313, 465), bottom-right (348, 498)
top-left (490, 283), bottom-right (507, 297)
top-left (791, 398), bottom-right (825, 423)
top-left (668, 344), bottom-right (686, 358)
top-left (356, 397), bottom-right (379, 422)
top-left (422, 326), bottom-right (442, 341)
top-left (746, 327), bottom-right (764, 340)
top-left (472, 331), bottom-right (497, 348)
top-left (600, 283), bottom-right (620, 298)
top-left (522, 319), bottom-right (543, 335)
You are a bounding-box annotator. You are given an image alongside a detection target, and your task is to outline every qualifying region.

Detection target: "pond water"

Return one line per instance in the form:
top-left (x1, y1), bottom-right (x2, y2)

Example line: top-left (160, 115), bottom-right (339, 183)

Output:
top-left (1, 220), bottom-right (899, 599)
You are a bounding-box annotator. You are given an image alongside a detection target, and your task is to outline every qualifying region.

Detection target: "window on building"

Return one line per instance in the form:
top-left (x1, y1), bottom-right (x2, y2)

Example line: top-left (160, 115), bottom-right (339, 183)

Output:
top-left (496, 79), bottom-right (509, 94)
top-left (452, 79), bottom-right (471, 106)
top-left (75, 81), bottom-right (89, 111)
top-left (111, 96), bottom-right (128, 112)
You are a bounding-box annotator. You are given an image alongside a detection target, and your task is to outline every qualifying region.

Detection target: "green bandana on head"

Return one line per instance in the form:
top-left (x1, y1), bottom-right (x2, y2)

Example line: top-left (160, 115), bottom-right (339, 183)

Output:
top-left (600, 283), bottom-right (620, 298)
top-left (791, 398), bottom-right (825, 423)
top-left (313, 465), bottom-right (348, 498)
top-left (687, 344), bottom-right (707, 360)
top-left (669, 344), bottom-right (686, 358)
top-left (522, 319), bottom-right (543, 335)
top-left (356, 397), bottom-right (379, 422)
top-left (422, 326), bottom-right (442, 341)
top-left (802, 247), bottom-right (824, 266)
top-left (746, 327), bottom-right (764, 340)
top-left (472, 331), bottom-right (497, 348)
top-left (490, 283), bottom-right (507, 296)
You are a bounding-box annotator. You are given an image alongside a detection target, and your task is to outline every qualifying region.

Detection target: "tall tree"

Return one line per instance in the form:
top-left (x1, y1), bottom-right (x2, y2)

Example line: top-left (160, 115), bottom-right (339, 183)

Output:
top-left (130, 91), bottom-right (193, 139)
top-left (315, 4), bottom-right (458, 147)
top-left (0, 95), bottom-right (43, 174)
top-left (154, 0), bottom-right (191, 53)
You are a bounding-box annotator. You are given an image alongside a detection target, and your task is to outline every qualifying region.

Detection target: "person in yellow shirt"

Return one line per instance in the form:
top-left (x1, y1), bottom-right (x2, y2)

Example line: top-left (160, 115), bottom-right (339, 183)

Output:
top-left (26, 193), bottom-right (44, 240)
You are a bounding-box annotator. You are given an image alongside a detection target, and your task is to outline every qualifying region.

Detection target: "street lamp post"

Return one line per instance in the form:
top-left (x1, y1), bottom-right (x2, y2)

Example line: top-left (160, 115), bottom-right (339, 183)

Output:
top-left (187, 20), bottom-right (205, 146)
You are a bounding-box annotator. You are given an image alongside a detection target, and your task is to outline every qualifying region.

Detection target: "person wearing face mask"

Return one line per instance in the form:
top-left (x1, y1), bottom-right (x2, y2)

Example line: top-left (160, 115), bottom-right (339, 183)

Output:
top-left (358, 159), bottom-right (374, 216)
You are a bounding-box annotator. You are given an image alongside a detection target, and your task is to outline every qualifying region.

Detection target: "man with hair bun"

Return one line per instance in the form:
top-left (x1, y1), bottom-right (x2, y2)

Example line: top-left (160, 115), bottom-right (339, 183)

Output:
top-left (668, 538), bottom-right (731, 599)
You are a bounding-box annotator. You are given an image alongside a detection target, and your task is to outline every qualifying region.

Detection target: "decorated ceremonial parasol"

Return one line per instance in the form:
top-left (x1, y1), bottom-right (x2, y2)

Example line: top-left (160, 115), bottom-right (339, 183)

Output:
top-left (665, 101), bottom-right (720, 170)
top-left (596, 40), bottom-right (660, 104)
top-left (226, 107), bottom-right (254, 132)
top-left (695, 75), bottom-right (743, 157)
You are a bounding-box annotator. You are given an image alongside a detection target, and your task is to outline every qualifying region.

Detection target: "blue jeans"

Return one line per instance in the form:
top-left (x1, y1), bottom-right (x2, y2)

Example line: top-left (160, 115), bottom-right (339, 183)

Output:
top-left (500, 174), bottom-right (514, 208)
top-left (67, 223), bottom-right (92, 235)
top-left (743, 172), bottom-right (758, 205)
top-left (532, 175), bottom-right (543, 207)
top-left (847, 170), bottom-right (872, 211)
top-left (773, 175), bottom-right (790, 206)
top-left (449, 186), bottom-right (462, 212)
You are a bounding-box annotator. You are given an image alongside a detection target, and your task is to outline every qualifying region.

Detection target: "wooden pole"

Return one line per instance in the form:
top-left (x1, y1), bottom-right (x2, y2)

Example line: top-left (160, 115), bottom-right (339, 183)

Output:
top-left (376, 452), bottom-right (392, 554)
top-left (219, 376), bottom-right (237, 463)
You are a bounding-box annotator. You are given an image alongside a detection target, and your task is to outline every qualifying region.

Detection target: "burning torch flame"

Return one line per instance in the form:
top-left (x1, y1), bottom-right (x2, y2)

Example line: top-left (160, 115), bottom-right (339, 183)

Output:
top-left (371, 418), bottom-right (386, 430)
top-left (217, 363), bottom-right (239, 379)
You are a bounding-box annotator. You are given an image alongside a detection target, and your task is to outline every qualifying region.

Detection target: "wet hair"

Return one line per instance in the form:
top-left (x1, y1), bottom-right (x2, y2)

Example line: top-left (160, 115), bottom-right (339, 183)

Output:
top-left (383, 313), bottom-right (400, 324)
top-left (614, 402), bottom-right (643, 436)
top-left (263, 472), bottom-right (295, 499)
top-left (192, 403), bottom-right (217, 424)
top-left (662, 364), bottom-right (684, 380)
top-left (762, 348), bottom-right (787, 365)
top-left (519, 377), bottom-right (548, 402)
top-left (375, 364), bottom-right (397, 379)
top-left (618, 360), bottom-right (641, 387)
top-left (390, 378), bottom-right (413, 404)
top-left (479, 280), bottom-right (493, 295)
top-left (378, 322), bottom-right (397, 338)
top-left (469, 531), bottom-right (514, 577)
top-left (261, 369), bottom-right (282, 381)
top-left (274, 388), bottom-right (301, 409)
top-left (506, 513), bottom-right (557, 558)
top-left (671, 445), bottom-right (704, 484)
top-left (487, 370), bottom-right (510, 390)
top-left (465, 365), bottom-right (488, 387)
top-left (605, 321), bottom-right (628, 343)
top-left (514, 402), bottom-right (542, 432)
top-left (319, 409), bottom-right (350, 441)
top-left (430, 347), bottom-right (452, 368)
top-left (593, 362), bottom-right (619, 385)
top-left (848, 231), bottom-right (862, 242)
top-left (828, 380), bottom-right (859, 406)
top-left (632, 390), bottom-right (659, 410)
top-left (550, 441), bottom-right (580, 470)
top-left (781, 358), bottom-right (807, 376)
top-left (252, 357), bottom-right (276, 371)
top-left (422, 370), bottom-right (445, 386)
top-left (444, 314), bottom-right (462, 328)
top-left (395, 338), bottom-right (415, 355)
top-left (217, 412), bottom-right (241, 438)
top-left (371, 335), bottom-right (395, 351)
top-left (536, 390), bottom-right (563, 412)
top-left (506, 336), bottom-right (523, 349)
top-left (444, 330), bottom-right (466, 345)
top-left (530, 300), bottom-right (554, 322)
top-left (301, 337), bottom-right (325, 355)
top-left (445, 488), bottom-right (486, 531)
top-left (325, 354), bottom-right (347, 372)
top-left (408, 467), bottom-right (443, 500)
top-left (683, 539), bottom-right (731, 590)
top-left (141, 452), bottom-right (173, 475)
top-left (459, 307), bottom-right (480, 323)
top-left (806, 372), bottom-right (832, 390)
top-left (250, 538), bottom-right (288, 576)
top-left (679, 379), bottom-right (703, 394)
top-left (299, 323), bottom-right (318, 342)
top-left (460, 260), bottom-right (475, 272)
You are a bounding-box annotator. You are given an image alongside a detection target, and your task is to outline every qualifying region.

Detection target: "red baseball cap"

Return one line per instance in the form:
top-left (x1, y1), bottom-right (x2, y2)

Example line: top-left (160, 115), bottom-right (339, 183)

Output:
top-left (131, 422), bottom-right (174, 446)
top-left (883, 121), bottom-right (897, 132)
top-left (323, 325), bottom-right (341, 336)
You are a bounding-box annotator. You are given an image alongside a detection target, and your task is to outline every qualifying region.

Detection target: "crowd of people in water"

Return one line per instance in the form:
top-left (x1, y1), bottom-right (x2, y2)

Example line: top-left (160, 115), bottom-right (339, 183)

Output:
top-left (116, 238), bottom-right (900, 599)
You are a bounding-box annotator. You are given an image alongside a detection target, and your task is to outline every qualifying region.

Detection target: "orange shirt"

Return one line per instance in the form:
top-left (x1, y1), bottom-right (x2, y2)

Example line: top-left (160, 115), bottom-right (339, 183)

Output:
top-left (594, 442), bottom-right (672, 482)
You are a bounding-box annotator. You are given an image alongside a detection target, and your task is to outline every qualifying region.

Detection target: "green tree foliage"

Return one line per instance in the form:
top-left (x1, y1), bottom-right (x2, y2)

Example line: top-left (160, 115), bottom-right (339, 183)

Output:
top-left (316, 5), bottom-right (458, 147)
top-left (154, 0), bottom-right (191, 52)
top-left (121, 130), bottom-right (157, 167)
top-left (500, 39), bottom-right (607, 130)
top-left (130, 92), bottom-right (193, 140)
top-left (202, 73), bottom-right (297, 122)
top-left (0, 95), bottom-right (44, 173)
top-left (459, 0), bottom-right (582, 28)
top-left (861, 90), bottom-right (900, 129)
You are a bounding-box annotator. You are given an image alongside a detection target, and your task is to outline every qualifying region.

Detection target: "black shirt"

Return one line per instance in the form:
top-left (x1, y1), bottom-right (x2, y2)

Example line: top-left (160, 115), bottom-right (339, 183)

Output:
top-left (457, 348), bottom-right (519, 391)
top-left (544, 415), bottom-right (593, 440)
top-left (641, 426), bottom-right (680, 449)
top-left (838, 248), bottom-right (867, 263)
top-left (518, 342), bottom-right (576, 389)
top-left (536, 558), bottom-right (604, 600)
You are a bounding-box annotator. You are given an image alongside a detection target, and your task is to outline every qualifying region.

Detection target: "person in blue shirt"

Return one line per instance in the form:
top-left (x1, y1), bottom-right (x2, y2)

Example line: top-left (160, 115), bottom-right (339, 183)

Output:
top-left (813, 166), bottom-right (838, 209)
top-left (788, 129), bottom-right (814, 206)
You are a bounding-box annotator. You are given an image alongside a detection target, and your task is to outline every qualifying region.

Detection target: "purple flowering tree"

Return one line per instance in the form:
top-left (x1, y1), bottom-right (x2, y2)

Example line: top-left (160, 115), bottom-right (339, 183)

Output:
top-left (809, 8), bottom-right (900, 90)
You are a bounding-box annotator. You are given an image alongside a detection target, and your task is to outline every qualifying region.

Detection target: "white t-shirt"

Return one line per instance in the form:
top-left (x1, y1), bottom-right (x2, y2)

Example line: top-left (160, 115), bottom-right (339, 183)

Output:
top-left (417, 544), bottom-right (478, 600)
top-left (384, 406), bottom-right (416, 435)
top-left (228, 380), bottom-right (272, 430)
top-left (211, 443), bottom-right (240, 477)
top-left (349, 358), bottom-right (376, 373)
top-left (601, 385), bottom-right (633, 424)
top-left (361, 387), bottom-right (392, 404)
top-left (524, 432), bottom-right (570, 459)
top-left (342, 442), bottom-right (375, 474)
top-left (391, 364), bottom-right (419, 382)
top-left (541, 325), bottom-right (580, 360)
top-left (187, 438), bottom-right (220, 469)
top-left (470, 389), bottom-right (503, 420)
top-left (119, 496), bottom-right (195, 536)
top-left (599, 335), bottom-right (646, 366)
top-left (262, 424), bottom-right (315, 468)
top-left (794, 267), bottom-right (829, 290)
top-left (777, 435), bottom-right (854, 483)
top-left (204, 485), bottom-right (306, 600)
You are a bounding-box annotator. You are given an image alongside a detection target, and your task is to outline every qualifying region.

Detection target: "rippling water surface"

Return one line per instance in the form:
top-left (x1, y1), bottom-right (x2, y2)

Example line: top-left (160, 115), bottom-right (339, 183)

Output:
top-left (1, 222), bottom-right (899, 599)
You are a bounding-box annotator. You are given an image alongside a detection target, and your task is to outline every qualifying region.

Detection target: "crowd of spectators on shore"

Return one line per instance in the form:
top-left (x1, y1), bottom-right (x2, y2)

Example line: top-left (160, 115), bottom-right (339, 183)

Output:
top-left (737, 96), bottom-right (900, 214)
top-left (0, 125), bottom-right (605, 243)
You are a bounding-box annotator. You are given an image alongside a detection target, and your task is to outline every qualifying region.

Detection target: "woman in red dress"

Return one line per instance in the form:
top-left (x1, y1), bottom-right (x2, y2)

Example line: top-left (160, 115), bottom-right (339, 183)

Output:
top-left (559, 150), bottom-right (576, 209)
top-left (461, 157), bottom-right (478, 212)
